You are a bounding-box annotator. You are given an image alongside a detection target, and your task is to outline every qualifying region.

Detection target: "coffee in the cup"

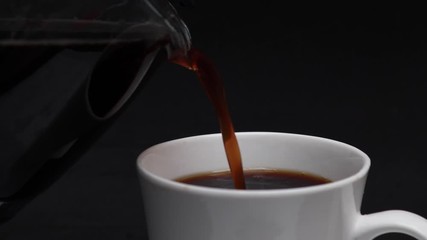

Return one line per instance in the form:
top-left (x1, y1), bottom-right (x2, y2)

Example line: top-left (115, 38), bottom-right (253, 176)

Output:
top-left (176, 169), bottom-right (331, 190)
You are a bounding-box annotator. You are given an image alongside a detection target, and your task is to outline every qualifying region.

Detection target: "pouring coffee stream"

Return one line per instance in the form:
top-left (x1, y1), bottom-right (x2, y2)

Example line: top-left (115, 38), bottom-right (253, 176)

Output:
top-left (171, 48), bottom-right (246, 189)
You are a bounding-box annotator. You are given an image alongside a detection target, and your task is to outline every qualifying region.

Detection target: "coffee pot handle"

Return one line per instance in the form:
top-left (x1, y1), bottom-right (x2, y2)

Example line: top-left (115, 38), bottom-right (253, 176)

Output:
top-left (353, 210), bottom-right (427, 239)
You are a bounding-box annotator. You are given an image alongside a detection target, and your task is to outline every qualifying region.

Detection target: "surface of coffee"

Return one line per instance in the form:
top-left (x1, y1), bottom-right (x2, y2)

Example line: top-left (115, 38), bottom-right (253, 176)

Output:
top-left (176, 169), bottom-right (331, 190)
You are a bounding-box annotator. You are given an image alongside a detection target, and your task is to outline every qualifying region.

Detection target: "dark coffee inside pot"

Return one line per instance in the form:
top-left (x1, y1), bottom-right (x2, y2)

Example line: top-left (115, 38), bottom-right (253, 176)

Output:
top-left (176, 169), bottom-right (331, 190)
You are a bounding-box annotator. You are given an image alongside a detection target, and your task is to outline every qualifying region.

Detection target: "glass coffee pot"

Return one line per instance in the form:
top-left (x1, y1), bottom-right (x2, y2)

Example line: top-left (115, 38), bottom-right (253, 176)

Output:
top-left (0, 0), bottom-right (191, 222)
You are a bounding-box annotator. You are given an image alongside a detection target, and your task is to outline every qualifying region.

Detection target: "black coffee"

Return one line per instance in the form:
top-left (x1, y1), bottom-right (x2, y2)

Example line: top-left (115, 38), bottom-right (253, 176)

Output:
top-left (176, 169), bottom-right (331, 190)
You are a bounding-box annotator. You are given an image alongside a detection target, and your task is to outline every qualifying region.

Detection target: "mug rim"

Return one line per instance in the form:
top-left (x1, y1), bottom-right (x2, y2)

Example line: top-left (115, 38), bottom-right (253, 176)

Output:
top-left (136, 132), bottom-right (370, 198)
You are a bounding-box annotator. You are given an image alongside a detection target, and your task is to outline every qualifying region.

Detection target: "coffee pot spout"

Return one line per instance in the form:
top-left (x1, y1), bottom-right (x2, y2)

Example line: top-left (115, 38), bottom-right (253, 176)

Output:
top-left (143, 0), bottom-right (192, 57)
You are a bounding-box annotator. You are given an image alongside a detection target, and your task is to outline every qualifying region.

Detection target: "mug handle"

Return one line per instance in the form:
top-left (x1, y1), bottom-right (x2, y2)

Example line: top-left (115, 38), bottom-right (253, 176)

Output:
top-left (353, 210), bottom-right (427, 239)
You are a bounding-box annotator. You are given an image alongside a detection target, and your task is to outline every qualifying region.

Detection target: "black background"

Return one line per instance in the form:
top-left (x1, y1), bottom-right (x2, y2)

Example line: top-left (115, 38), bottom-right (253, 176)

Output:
top-left (1, 2), bottom-right (427, 239)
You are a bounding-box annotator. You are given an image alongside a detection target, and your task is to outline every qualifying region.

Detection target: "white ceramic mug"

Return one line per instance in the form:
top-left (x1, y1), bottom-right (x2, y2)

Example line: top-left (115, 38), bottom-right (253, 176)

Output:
top-left (136, 132), bottom-right (427, 240)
